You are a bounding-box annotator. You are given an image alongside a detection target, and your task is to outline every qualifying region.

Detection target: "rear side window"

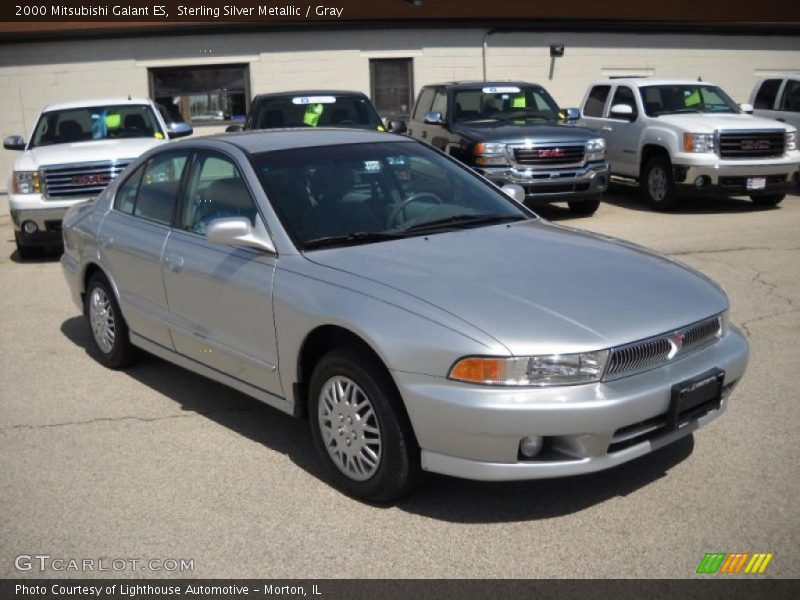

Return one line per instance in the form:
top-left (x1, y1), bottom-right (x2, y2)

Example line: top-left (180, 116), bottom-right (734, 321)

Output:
top-left (114, 151), bottom-right (189, 225)
top-left (583, 85), bottom-right (611, 117)
top-left (754, 79), bottom-right (782, 110)
top-left (412, 88), bottom-right (435, 121)
top-left (779, 79), bottom-right (800, 112)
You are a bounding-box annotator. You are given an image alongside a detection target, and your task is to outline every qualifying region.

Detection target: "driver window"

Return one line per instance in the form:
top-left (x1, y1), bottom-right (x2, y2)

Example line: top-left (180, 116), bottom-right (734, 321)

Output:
top-left (179, 152), bottom-right (258, 235)
top-left (610, 86), bottom-right (638, 120)
top-left (431, 90), bottom-right (448, 120)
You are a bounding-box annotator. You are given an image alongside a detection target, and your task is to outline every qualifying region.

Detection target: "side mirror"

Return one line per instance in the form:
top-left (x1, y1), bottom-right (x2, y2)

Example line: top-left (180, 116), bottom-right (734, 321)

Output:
top-left (740, 103), bottom-right (754, 114)
top-left (205, 217), bottom-right (276, 254)
top-left (386, 119), bottom-right (408, 134)
top-left (167, 122), bottom-right (193, 139)
top-left (3, 135), bottom-right (26, 151)
top-left (609, 104), bottom-right (635, 121)
top-left (500, 183), bottom-right (526, 204)
top-left (563, 107), bottom-right (581, 121)
top-left (225, 124), bottom-right (244, 133)
top-left (424, 111), bottom-right (445, 125)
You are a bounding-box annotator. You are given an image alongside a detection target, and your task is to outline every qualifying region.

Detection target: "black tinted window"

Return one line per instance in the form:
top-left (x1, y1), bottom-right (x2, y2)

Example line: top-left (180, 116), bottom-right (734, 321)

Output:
top-left (583, 86), bottom-right (610, 117)
top-left (114, 165), bottom-right (145, 215)
top-left (779, 79), bottom-right (800, 112)
top-left (133, 152), bottom-right (190, 225)
top-left (452, 86), bottom-right (560, 122)
top-left (610, 86), bottom-right (637, 118)
top-left (252, 95), bottom-right (381, 130)
top-left (412, 89), bottom-right (435, 121)
top-left (754, 79), bottom-right (782, 110)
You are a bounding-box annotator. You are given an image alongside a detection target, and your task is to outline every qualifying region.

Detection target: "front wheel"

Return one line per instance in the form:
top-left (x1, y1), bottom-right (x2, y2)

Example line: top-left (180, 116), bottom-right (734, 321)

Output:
top-left (750, 194), bottom-right (785, 207)
top-left (642, 156), bottom-right (681, 211)
top-left (85, 273), bottom-right (136, 369)
top-left (308, 347), bottom-right (421, 502)
top-left (567, 197), bottom-right (601, 216)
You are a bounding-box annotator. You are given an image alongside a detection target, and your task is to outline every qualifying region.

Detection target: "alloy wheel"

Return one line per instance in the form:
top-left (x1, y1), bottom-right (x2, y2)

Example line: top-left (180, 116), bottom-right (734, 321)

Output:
top-left (89, 287), bottom-right (116, 354)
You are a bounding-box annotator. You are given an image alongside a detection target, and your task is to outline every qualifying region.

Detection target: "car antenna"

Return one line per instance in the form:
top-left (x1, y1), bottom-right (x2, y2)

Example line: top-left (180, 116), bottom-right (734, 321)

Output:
top-left (697, 76), bottom-right (702, 82)
top-left (128, 94), bottom-right (132, 100)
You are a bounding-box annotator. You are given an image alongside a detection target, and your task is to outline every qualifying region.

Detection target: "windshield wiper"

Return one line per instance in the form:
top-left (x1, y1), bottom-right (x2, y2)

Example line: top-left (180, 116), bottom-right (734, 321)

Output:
top-left (304, 231), bottom-right (404, 250)
top-left (402, 214), bottom-right (525, 233)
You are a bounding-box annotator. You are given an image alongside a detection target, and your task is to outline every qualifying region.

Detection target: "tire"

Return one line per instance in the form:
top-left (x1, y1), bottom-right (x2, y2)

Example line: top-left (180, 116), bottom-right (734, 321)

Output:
top-left (641, 156), bottom-right (681, 211)
top-left (750, 194), bottom-right (785, 207)
top-left (84, 272), bottom-right (136, 369)
top-left (567, 197), bottom-right (601, 216)
top-left (308, 346), bottom-right (421, 503)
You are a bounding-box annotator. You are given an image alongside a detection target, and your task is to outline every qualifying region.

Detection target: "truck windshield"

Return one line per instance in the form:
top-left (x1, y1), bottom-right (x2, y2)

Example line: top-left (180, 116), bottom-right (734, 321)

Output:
top-left (251, 95), bottom-right (383, 130)
top-left (29, 104), bottom-right (165, 148)
top-left (640, 85), bottom-right (740, 116)
top-left (452, 85), bottom-right (561, 122)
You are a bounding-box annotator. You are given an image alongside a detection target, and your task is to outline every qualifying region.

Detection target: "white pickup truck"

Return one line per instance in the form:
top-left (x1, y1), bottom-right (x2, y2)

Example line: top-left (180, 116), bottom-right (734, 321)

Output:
top-left (578, 78), bottom-right (800, 210)
top-left (4, 97), bottom-right (192, 258)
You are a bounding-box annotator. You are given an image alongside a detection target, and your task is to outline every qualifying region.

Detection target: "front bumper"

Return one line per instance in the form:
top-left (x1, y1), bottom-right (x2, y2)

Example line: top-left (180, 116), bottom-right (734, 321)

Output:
top-left (673, 156), bottom-right (800, 197)
top-left (8, 192), bottom-right (93, 245)
top-left (476, 161), bottom-right (609, 202)
top-left (395, 325), bottom-right (748, 481)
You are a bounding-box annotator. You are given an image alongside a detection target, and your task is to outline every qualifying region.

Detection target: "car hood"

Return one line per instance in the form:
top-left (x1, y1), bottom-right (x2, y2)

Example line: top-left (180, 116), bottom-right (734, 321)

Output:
top-left (450, 120), bottom-right (596, 144)
top-left (14, 138), bottom-right (164, 171)
top-left (654, 113), bottom-right (793, 133)
top-left (305, 220), bottom-right (728, 355)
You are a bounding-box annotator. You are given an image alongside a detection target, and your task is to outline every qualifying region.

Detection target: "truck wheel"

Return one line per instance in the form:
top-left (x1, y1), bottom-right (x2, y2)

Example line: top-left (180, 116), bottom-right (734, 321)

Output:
top-left (642, 156), bottom-right (681, 211)
top-left (567, 197), bottom-right (601, 216)
top-left (750, 194), bottom-right (785, 207)
top-left (14, 233), bottom-right (42, 260)
top-left (85, 273), bottom-right (136, 369)
top-left (308, 346), bottom-right (421, 503)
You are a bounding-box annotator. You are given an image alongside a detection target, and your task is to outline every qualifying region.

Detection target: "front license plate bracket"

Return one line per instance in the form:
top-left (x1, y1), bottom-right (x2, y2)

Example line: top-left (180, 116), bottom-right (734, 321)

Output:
top-left (667, 368), bottom-right (725, 431)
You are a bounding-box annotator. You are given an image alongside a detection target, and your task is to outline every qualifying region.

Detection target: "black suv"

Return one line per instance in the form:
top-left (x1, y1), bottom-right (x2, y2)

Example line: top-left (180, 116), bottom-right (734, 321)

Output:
top-left (226, 91), bottom-right (385, 132)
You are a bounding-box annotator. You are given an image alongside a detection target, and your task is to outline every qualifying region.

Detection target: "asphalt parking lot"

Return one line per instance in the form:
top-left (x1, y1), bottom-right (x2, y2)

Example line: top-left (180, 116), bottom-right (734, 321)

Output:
top-left (1, 188), bottom-right (798, 579)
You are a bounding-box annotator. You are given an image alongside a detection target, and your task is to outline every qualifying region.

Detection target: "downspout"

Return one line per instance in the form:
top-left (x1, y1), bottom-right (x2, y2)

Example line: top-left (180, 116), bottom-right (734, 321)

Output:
top-left (482, 28), bottom-right (497, 82)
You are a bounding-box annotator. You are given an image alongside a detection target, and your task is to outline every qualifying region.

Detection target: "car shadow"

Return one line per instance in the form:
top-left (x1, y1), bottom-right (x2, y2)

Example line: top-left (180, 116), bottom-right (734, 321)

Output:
top-left (61, 315), bottom-right (695, 522)
top-left (598, 184), bottom-right (783, 215)
top-left (10, 246), bottom-right (63, 264)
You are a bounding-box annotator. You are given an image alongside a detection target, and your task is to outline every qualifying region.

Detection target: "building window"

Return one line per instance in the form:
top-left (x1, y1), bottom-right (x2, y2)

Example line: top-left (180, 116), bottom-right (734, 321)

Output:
top-left (149, 64), bottom-right (249, 125)
top-left (370, 58), bottom-right (413, 119)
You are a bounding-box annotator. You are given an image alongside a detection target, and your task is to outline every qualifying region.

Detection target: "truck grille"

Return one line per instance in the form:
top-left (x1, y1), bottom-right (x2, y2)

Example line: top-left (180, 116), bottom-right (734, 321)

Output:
top-left (42, 160), bottom-right (131, 199)
top-left (512, 144), bottom-right (585, 168)
top-left (604, 315), bottom-right (722, 380)
top-left (717, 130), bottom-right (785, 159)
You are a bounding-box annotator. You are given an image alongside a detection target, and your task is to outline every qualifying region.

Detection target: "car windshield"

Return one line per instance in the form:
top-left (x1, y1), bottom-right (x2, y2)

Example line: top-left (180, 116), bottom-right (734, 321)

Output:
top-left (640, 85), bottom-right (740, 116)
top-left (250, 141), bottom-right (529, 249)
top-left (452, 85), bottom-right (561, 122)
top-left (29, 104), bottom-right (165, 148)
top-left (251, 95), bottom-right (383, 130)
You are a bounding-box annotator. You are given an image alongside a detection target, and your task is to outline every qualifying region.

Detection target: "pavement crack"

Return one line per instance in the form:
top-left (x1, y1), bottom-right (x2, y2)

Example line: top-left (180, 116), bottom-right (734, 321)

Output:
top-left (669, 246), bottom-right (800, 256)
top-left (2, 405), bottom-right (270, 433)
top-left (740, 308), bottom-right (800, 338)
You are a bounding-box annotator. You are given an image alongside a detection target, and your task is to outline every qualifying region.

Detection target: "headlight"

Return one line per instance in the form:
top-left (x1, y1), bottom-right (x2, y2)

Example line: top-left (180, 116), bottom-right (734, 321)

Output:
top-left (683, 133), bottom-right (715, 153)
top-left (787, 131), bottom-right (797, 152)
top-left (474, 142), bottom-right (509, 166)
top-left (586, 137), bottom-right (606, 162)
top-left (12, 171), bottom-right (41, 194)
top-left (449, 350), bottom-right (610, 386)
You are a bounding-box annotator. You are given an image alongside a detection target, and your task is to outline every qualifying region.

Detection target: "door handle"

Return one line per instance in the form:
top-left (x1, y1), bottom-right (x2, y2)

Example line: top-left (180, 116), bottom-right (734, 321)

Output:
top-left (164, 255), bottom-right (184, 272)
top-left (98, 234), bottom-right (114, 249)
top-left (601, 126), bottom-right (613, 132)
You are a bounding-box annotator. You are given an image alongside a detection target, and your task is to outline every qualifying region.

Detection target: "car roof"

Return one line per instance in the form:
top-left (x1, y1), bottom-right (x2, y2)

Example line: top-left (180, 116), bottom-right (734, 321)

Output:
top-left (41, 97), bottom-right (154, 112)
top-left (199, 128), bottom-right (408, 153)
top-left (424, 81), bottom-right (540, 89)
top-left (588, 78), bottom-right (721, 88)
top-left (253, 90), bottom-right (369, 101)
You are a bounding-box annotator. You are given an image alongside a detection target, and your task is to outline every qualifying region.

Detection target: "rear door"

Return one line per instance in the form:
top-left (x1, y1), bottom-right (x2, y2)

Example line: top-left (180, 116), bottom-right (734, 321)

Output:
top-left (99, 149), bottom-right (190, 348)
top-left (604, 85), bottom-right (643, 177)
top-left (161, 149), bottom-right (282, 397)
top-left (751, 78), bottom-right (783, 122)
top-left (775, 78), bottom-right (800, 130)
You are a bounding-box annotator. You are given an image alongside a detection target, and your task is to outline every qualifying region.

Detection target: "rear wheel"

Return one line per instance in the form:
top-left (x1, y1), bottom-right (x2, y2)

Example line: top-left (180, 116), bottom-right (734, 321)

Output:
top-left (567, 197), bottom-right (601, 216)
top-left (85, 273), bottom-right (136, 369)
top-left (308, 346), bottom-right (421, 503)
top-left (642, 156), bottom-right (681, 211)
top-left (750, 194), bottom-right (785, 207)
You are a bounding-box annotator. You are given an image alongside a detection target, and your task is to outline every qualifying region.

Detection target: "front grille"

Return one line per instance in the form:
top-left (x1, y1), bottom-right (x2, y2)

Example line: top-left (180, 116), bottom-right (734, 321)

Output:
top-left (604, 315), bottom-right (722, 380)
top-left (512, 144), bottom-right (585, 167)
top-left (44, 220), bottom-right (62, 232)
top-left (719, 174), bottom-right (787, 189)
top-left (42, 160), bottom-right (131, 199)
top-left (523, 182), bottom-right (590, 195)
top-left (718, 130), bottom-right (785, 159)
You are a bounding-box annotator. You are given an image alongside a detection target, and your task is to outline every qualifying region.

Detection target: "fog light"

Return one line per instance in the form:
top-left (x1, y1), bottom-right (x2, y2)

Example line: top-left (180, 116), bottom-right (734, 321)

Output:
top-left (22, 220), bottom-right (38, 234)
top-left (519, 435), bottom-right (544, 458)
top-left (694, 176), bottom-right (711, 188)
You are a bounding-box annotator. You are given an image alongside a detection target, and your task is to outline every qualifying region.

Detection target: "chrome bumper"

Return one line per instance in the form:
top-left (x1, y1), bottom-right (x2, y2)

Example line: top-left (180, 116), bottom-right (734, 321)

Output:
top-left (476, 161), bottom-right (609, 200)
top-left (394, 326), bottom-right (749, 481)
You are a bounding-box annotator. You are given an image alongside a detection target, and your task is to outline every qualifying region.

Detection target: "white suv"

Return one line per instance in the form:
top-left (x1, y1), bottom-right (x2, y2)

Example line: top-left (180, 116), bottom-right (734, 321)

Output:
top-left (749, 75), bottom-right (800, 132)
top-left (4, 97), bottom-right (192, 258)
top-left (578, 78), bottom-right (800, 210)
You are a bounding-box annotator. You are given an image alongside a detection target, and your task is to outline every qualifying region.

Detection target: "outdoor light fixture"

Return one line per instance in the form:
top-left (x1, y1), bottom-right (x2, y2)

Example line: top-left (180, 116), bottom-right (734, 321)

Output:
top-left (550, 45), bottom-right (565, 57)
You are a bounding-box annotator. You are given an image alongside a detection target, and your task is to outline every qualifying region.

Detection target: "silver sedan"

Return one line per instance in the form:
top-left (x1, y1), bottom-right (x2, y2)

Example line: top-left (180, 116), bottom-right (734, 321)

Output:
top-left (61, 129), bottom-right (749, 502)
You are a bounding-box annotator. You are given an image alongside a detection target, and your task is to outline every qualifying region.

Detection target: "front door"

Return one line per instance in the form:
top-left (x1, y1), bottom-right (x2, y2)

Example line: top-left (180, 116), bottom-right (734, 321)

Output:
top-left (161, 150), bottom-right (282, 397)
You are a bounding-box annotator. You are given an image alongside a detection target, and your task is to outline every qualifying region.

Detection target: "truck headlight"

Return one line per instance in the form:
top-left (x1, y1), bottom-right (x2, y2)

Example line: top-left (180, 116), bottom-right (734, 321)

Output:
top-left (449, 351), bottom-right (610, 386)
top-left (787, 131), bottom-right (797, 152)
top-left (683, 133), bottom-right (715, 153)
top-left (586, 138), bottom-right (606, 162)
top-left (12, 171), bottom-right (42, 194)
top-left (474, 142), bottom-right (509, 166)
